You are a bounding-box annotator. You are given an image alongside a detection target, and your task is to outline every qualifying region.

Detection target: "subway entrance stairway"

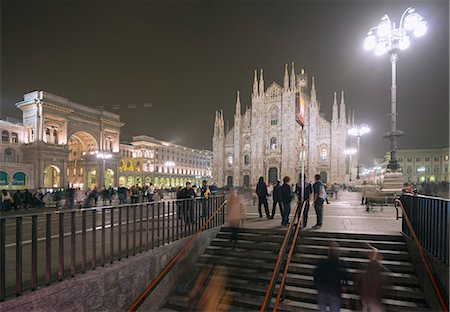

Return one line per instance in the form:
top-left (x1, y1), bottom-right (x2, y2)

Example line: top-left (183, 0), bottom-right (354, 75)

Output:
top-left (161, 227), bottom-right (429, 311)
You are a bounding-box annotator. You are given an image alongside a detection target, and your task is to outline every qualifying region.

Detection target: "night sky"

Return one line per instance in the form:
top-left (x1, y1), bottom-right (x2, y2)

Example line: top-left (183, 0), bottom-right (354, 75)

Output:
top-left (1, 0), bottom-right (448, 166)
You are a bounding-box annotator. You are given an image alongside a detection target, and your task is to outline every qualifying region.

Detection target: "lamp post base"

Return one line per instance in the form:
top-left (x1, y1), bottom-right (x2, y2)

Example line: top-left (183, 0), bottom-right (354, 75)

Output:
top-left (382, 171), bottom-right (404, 192)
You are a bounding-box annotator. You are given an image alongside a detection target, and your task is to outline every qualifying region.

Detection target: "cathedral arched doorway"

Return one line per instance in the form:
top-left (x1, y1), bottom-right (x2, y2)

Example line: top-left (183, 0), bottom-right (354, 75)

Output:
top-left (320, 171), bottom-right (328, 184)
top-left (268, 167), bottom-right (278, 185)
top-left (243, 175), bottom-right (250, 187)
top-left (44, 165), bottom-right (61, 188)
top-left (226, 176), bottom-right (233, 187)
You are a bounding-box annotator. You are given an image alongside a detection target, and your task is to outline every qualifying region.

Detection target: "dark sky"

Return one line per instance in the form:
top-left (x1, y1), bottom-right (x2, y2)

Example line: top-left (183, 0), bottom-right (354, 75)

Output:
top-left (1, 0), bottom-right (448, 166)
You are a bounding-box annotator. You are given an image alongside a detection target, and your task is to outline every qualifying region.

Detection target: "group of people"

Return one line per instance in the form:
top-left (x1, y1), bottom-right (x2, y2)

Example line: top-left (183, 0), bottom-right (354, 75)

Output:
top-left (314, 242), bottom-right (389, 312)
top-left (0, 188), bottom-right (43, 211)
top-left (255, 174), bottom-right (328, 229)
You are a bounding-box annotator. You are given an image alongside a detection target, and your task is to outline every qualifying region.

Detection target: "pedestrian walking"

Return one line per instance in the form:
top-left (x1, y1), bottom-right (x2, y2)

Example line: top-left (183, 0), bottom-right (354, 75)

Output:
top-left (357, 246), bottom-right (389, 312)
top-left (200, 180), bottom-right (210, 218)
top-left (1, 189), bottom-right (12, 211)
top-left (312, 174), bottom-right (326, 229)
top-left (270, 180), bottom-right (282, 219)
top-left (280, 176), bottom-right (294, 226)
top-left (314, 242), bottom-right (349, 312)
top-left (296, 176), bottom-right (312, 228)
top-left (181, 182), bottom-right (196, 224)
top-left (226, 188), bottom-right (245, 248)
top-left (256, 177), bottom-right (270, 218)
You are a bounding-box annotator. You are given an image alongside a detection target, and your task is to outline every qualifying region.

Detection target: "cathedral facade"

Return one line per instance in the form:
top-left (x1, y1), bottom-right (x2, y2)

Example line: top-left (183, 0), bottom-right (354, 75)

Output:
top-left (212, 64), bottom-right (357, 187)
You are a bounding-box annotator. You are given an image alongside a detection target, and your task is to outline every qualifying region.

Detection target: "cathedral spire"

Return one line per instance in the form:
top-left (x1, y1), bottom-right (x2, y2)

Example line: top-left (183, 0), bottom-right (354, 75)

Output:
top-left (311, 76), bottom-right (317, 103)
top-left (339, 90), bottom-right (346, 124)
top-left (252, 70), bottom-right (258, 97)
top-left (259, 69), bottom-right (264, 97)
top-left (332, 92), bottom-right (338, 122)
top-left (290, 62), bottom-right (296, 91)
top-left (283, 64), bottom-right (289, 91)
top-left (235, 91), bottom-right (241, 117)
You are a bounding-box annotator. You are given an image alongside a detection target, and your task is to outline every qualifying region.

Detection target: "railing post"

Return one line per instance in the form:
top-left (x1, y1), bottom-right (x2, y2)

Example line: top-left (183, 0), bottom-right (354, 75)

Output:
top-left (171, 201), bottom-right (175, 243)
top-left (139, 204), bottom-right (143, 252)
top-left (162, 202), bottom-right (165, 246)
top-left (92, 210), bottom-right (97, 270)
top-left (157, 202), bottom-right (161, 246)
top-left (126, 205), bottom-right (130, 258)
top-left (145, 204), bottom-right (149, 251)
top-left (118, 207), bottom-right (122, 260)
top-left (45, 214), bottom-right (52, 285)
top-left (70, 211), bottom-right (76, 277)
top-left (133, 204), bottom-right (137, 255)
top-left (110, 207), bottom-right (114, 264)
top-left (151, 203), bottom-right (155, 249)
top-left (31, 215), bottom-right (38, 290)
top-left (0, 219), bottom-right (5, 301)
top-left (101, 209), bottom-right (106, 266)
top-left (81, 210), bottom-right (87, 273)
top-left (58, 213), bottom-right (64, 281)
top-left (16, 217), bottom-right (22, 295)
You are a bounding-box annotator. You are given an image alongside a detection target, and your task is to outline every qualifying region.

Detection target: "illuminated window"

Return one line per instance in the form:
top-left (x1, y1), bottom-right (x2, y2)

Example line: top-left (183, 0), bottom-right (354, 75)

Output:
top-left (227, 155), bottom-right (233, 166)
top-left (270, 107), bottom-right (279, 125)
top-left (445, 156), bottom-right (449, 161)
top-left (270, 137), bottom-right (277, 150)
top-left (45, 128), bottom-right (51, 142)
top-left (424, 157), bottom-right (430, 162)
top-left (11, 132), bottom-right (18, 143)
top-left (320, 148), bottom-right (328, 161)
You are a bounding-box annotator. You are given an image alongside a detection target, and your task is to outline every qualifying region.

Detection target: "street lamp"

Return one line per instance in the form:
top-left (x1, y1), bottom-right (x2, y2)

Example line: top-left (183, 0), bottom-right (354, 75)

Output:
top-left (97, 152), bottom-right (112, 187)
top-left (348, 124), bottom-right (370, 180)
top-left (364, 7), bottom-right (426, 172)
top-left (344, 148), bottom-right (357, 181)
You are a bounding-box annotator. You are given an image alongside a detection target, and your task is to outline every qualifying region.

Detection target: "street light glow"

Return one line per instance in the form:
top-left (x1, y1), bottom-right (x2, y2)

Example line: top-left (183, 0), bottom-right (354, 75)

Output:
top-left (344, 148), bottom-right (357, 155)
top-left (96, 152), bottom-right (112, 160)
top-left (348, 124), bottom-right (370, 137)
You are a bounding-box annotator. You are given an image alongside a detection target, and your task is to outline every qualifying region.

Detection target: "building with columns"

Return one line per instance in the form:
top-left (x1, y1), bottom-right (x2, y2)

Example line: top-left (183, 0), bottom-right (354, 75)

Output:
top-left (0, 90), bottom-right (212, 191)
top-left (212, 64), bottom-right (358, 187)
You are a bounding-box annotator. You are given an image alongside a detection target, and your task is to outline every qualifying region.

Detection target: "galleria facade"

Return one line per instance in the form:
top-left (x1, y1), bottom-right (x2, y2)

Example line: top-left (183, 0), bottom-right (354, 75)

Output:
top-left (0, 91), bottom-right (212, 190)
top-left (213, 64), bottom-right (358, 187)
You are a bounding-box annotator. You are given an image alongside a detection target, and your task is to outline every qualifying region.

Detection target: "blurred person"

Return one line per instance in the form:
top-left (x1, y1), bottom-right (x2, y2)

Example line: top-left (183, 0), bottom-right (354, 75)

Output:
top-left (75, 188), bottom-right (85, 209)
top-left (280, 176), bottom-right (294, 227)
top-left (118, 186), bottom-right (127, 205)
top-left (1, 189), bottom-right (12, 211)
top-left (148, 183), bottom-right (155, 202)
top-left (312, 174), bottom-right (326, 229)
top-left (256, 177), bottom-right (270, 218)
top-left (226, 188), bottom-right (245, 248)
top-left (189, 265), bottom-right (230, 312)
top-left (357, 245), bottom-right (389, 312)
top-left (296, 176), bottom-right (312, 228)
top-left (271, 180), bottom-right (282, 219)
top-left (314, 242), bottom-right (349, 312)
top-left (66, 185), bottom-right (75, 209)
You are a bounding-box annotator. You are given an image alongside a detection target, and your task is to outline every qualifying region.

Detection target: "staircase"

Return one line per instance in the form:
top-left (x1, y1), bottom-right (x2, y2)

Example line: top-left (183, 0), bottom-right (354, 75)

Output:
top-left (162, 227), bottom-right (430, 311)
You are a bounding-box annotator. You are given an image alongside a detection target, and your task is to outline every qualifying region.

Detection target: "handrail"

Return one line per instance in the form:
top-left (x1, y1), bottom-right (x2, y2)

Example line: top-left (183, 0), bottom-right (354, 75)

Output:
top-left (395, 199), bottom-right (448, 312)
top-left (260, 201), bottom-right (303, 312)
top-left (127, 200), bottom-right (228, 312)
top-left (272, 200), bottom-right (307, 311)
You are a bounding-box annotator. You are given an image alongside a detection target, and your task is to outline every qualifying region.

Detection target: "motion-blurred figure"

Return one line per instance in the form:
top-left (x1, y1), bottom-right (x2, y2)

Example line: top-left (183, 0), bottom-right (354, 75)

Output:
top-left (357, 245), bottom-right (389, 312)
top-left (226, 188), bottom-right (245, 248)
top-left (314, 242), bottom-right (349, 312)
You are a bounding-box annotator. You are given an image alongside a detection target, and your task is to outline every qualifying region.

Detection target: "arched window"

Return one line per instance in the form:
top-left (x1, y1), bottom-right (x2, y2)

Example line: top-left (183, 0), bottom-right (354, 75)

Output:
top-left (45, 128), bottom-right (51, 142)
top-left (244, 155), bottom-right (250, 165)
top-left (320, 147), bottom-right (328, 161)
top-left (2, 131), bottom-right (9, 142)
top-left (270, 107), bottom-right (279, 125)
top-left (4, 148), bottom-right (16, 162)
top-left (270, 137), bottom-right (277, 150)
top-left (53, 129), bottom-right (58, 144)
top-left (227, 155), bottom-right (233, 167)
top-left (11, 132), bottom-right (18, 143)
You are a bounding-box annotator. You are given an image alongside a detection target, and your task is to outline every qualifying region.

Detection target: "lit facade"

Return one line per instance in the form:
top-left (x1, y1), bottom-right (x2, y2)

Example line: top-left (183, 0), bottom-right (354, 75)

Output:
top-left (119, 135), bottom-right (212, 188)
top-left (213, 65), bottom-right (357, 187)
top-left (0, 90), bottom-right (212, 190)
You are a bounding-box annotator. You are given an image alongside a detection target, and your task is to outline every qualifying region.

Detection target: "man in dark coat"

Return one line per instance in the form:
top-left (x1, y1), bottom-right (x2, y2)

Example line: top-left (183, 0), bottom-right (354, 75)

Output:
top-left (280, 176), bottom-right (293, 226)
top-left (255, 177), bottom-right (269, 218)
top-left (270, 180), bottom-right (282, 219)
top-left (296, 177), bottom-right (312, 228)
top-left (181, 182), bottom-right (196, 224)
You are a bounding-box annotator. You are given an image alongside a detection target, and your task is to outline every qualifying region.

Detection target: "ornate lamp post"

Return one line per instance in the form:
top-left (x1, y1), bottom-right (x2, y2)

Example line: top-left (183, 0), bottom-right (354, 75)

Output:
top-left (364, 7), bottom-right (426, 172)
top-left (344, 148), bottom-right (357, 181)
top-left (97, 152), bottom-right (112, 187)
top-left (348, 124), bottom-right (370, 180)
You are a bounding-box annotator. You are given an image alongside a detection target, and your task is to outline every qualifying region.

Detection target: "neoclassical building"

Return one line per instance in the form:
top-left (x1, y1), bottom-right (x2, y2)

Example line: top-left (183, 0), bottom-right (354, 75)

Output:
top-left (0, 90), bottom-right (212, 190)
top-left (213, 64), bottom-right (357, 187)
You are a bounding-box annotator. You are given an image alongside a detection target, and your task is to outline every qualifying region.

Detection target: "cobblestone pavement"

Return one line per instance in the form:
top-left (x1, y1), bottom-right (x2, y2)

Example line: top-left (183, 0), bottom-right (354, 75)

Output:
top-left (238, 190), bottom-right (402, 234)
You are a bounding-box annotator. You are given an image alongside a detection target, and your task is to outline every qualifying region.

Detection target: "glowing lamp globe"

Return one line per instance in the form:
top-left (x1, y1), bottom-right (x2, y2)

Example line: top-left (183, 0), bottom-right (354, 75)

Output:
top-left (364, 35), bottom-right (376, 50)
top-left (413, 21), bottom-right (427, 37)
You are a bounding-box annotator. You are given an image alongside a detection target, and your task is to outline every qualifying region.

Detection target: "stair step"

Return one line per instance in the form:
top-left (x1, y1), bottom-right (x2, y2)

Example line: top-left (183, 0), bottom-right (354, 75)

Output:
top-left (221, 226), bottom-right (287, 236)
top-left (299, 236), bottom-right (407, 251)
top-left (299, 230), bottom-right (404, 242)
top-left (216, 232), bottom-right (286, 243)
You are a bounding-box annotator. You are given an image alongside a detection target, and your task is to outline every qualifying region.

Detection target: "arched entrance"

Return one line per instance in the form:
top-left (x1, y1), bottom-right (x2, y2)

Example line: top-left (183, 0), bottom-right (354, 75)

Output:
top-left (227, 176), bottom-right (233, 187)
top-left (320, 171), bottom-right (328, 184)
top-left (119, 176), bottom-right (126, 187)
top-left (127, 176), bottom-right (134, 187)
top-left (268, 167), bottom-right (278, 185)
top-left (243, 175), bottom-right (250, 187)
top-left (68, 131), bottom-right (99, 188)
top-left (105, 169), bottom-right (114, 187)
top-left (44, 165), bottom-right (61, 188)
top-left (87, 169), bottom-right (96, 188)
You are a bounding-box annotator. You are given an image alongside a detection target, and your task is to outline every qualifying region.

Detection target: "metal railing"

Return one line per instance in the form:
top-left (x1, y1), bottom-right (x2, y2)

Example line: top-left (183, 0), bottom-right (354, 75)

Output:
top-left (0, 195), bottom-right (226, 301)
top-left (399, 193), bottom-right (449, 265)
top-left (260, 201), bottom-right (306, 312)
top-left (128, 199), bottom-right (228, 311)
top-left (395, 197), bottom-right (449, 312)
